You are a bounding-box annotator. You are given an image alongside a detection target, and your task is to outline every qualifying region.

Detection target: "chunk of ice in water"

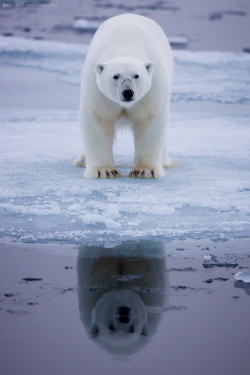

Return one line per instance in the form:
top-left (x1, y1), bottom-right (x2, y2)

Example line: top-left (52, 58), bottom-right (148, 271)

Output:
top-left (203, 255), bottom-right (238, 268)
top-left (169, 35), bottom-right (189, 49)
top-left (73, 19), bottom-right (100, 32)
top-left (234, 271), bottom-right (250, 283)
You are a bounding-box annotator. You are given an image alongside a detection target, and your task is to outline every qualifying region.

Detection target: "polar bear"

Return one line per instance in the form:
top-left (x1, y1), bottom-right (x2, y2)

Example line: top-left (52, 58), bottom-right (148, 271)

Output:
top-left (77, 241), bottom-right (168, 356)
top-left (75, 13), bottom-right (174, 178)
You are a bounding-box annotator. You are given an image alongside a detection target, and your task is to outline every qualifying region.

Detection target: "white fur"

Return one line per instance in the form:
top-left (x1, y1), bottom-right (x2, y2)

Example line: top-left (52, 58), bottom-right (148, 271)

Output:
top-left (75, 13), bottom-right (174, 178)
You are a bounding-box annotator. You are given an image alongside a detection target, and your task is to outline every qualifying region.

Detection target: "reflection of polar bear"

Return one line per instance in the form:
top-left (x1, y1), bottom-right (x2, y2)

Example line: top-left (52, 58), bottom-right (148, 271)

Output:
top-left (77, 241), bottom-right (168, 357)
top-left (75, 13), bottom-right (174, 179)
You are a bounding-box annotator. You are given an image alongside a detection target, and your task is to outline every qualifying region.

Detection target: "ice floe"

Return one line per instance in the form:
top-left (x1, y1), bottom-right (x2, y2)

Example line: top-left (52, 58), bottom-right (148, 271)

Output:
top-left (0, 107), bottom-right (249, 247)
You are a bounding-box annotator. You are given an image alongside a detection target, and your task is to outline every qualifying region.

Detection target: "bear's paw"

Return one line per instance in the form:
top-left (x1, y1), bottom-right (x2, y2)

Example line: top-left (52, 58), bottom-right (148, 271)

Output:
top-left (129, 167), bottom-right (165, 179)
top-left (84, 167), bottom-right (121, 179)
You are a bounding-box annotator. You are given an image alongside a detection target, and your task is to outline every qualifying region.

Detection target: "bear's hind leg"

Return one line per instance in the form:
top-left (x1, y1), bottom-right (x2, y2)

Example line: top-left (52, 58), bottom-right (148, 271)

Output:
top-left (74, 153), bottom-right (86, 167)
top-left (162, 152), bottom-right (177, 169)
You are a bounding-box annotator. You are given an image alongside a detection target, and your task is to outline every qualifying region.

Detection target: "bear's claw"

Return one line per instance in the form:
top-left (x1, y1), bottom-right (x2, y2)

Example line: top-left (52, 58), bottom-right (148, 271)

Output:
top-left (97, 168), bottom-right (121, 179)
top-left (129, 167), bottom-right (164, 179)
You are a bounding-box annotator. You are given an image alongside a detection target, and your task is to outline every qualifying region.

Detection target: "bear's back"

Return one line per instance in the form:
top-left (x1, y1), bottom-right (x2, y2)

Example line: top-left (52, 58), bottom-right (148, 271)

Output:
top-left (87, 13), bottom-right (172, 70)
top-left (97, 13), bottom-right (167, 47)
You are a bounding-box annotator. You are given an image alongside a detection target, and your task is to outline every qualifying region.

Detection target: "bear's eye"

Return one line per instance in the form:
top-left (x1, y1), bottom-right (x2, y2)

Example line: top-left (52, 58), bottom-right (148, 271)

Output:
top-left (134, 74), bottom-right (139, 79)
top-left (113, 75), bottom-right (119, 80)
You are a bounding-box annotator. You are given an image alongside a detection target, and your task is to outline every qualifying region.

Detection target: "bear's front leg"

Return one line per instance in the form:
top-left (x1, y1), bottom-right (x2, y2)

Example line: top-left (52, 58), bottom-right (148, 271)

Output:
top-left (129, 113), bottom-right (167, 179)
top-left (81, 113), bottom-right (121, 179)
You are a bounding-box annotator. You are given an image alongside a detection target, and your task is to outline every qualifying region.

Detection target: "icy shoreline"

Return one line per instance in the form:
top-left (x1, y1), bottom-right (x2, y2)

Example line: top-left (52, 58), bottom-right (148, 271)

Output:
top-left (0, 107), bottom-right (249, 249)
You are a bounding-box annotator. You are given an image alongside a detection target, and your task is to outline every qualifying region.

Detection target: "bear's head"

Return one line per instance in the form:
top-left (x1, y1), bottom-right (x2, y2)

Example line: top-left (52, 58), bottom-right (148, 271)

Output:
top-left (95, 57), bottom-right (154, 107)
top-left (89, 289), bottom-right (149, 351)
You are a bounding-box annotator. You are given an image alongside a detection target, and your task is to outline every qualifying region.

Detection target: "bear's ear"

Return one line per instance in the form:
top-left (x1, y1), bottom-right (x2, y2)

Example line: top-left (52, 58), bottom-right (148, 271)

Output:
top-left (96, 62), bottom-right (105, 74)
top-left (145, 61), bottom-right (154, 73)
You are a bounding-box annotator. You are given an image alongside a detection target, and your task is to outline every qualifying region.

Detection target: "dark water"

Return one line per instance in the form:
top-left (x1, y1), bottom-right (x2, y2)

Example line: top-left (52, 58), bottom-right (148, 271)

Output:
top-left (0, 241), bottom-right (249, 375)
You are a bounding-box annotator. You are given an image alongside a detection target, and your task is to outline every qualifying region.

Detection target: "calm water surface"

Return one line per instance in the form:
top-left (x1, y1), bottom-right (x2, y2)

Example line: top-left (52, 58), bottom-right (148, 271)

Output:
top-left (0, 241), bottom-right (249, 375)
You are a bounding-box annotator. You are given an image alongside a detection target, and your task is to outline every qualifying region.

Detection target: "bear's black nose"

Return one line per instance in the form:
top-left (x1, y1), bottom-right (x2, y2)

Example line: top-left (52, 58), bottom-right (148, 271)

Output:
top-left (122, 89), bottom-right (134, 101)
top-left (116, 306), bottom-right (131, 324)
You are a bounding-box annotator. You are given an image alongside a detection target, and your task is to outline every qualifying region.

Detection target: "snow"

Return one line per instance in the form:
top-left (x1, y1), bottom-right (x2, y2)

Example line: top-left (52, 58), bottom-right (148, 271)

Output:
top-left (0, 36), bottom-right (249, 250)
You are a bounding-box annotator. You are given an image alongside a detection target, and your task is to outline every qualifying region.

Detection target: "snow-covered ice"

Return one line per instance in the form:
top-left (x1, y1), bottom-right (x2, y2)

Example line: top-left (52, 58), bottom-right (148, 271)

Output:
top-left (234, 271), bottom-right (250, 283)
top-left (168, 35), bottom-right (189, 49)
top-left (0, 36), bottom-right (249, 249)
top-left (1, 107), bottom-right (249, 247)
top-left (73, 19), bottom-right (101, 32)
